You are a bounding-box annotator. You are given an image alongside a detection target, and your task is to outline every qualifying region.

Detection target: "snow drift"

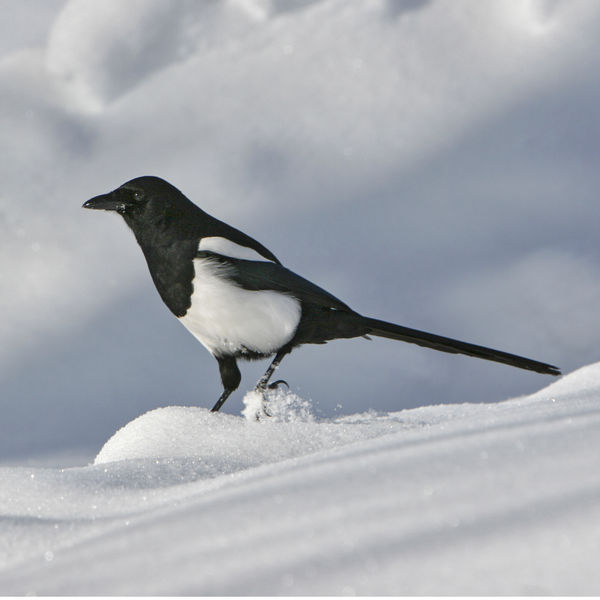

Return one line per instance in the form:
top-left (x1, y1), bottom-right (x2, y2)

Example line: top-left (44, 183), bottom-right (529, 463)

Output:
top-left (0, 364), bottom-right (599, 594)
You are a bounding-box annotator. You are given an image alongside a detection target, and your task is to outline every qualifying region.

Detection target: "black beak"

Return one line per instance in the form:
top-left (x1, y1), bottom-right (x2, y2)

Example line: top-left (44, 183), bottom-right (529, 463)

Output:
top-left (82, 192), bottom-right (125, 212)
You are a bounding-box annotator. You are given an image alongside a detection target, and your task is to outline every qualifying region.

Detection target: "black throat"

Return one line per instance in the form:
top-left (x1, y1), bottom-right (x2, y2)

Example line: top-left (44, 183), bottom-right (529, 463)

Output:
top-left (122, 205), bottom-right (204, 318)
top-left (119, 189), bottom-right (280, 317)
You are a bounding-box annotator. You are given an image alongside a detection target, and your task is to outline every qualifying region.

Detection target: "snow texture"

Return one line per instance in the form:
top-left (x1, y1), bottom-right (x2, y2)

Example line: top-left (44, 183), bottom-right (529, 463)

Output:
top-left (1, 1), bottom-right (600, 592)
top-left (1, 364), bottom-right (599, 595)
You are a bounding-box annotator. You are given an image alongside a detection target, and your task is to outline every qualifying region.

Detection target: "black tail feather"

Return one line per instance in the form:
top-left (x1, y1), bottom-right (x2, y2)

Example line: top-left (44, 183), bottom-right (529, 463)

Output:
top-left (362, 316), bottom-right (561, 376)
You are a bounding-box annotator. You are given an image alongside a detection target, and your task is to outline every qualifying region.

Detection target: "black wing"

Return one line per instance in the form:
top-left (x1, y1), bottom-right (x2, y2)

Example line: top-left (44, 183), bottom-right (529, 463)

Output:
top-left (196, 251), bottom-right (351, 311)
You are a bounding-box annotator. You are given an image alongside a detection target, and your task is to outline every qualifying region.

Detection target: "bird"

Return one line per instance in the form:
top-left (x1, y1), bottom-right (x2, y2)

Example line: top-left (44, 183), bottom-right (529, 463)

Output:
top-left (83, 176), bottom-right (560, 413)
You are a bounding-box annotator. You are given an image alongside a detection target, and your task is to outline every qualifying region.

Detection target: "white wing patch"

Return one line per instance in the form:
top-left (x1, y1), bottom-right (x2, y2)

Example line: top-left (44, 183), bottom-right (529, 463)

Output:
top-left (198, 236), bottom-right (272, 262)
top-left (179, 257), bottom-right (301, 357)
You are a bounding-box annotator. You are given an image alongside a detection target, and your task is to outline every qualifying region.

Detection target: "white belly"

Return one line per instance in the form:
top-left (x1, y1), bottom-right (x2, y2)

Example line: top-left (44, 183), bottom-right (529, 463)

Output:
top-left (178, 257), bottom-right (301, 357)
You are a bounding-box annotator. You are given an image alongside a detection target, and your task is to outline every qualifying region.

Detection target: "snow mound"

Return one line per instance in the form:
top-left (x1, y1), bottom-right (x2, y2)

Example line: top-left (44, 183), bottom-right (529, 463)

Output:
top-left (2, 364), bottom-right (600, 594)
top-left (528, 361), bottom-right (600, 401)
top-left (94, 396), bottom-right (406, 470)
top-left (95, 363), bottom-right (600, 473)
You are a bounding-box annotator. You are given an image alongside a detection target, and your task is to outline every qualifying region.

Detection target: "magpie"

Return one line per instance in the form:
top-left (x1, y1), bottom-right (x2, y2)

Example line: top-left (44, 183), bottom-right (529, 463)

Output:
top-left (83, 176), bottom-right (560, 412)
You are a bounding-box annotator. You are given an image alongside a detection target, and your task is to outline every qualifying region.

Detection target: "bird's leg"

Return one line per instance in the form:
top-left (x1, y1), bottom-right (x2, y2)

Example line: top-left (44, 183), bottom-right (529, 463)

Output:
top-left (255, 348), bottom-right (289, 390)
top-left (211, 388), bottom-right (233, 412)
top-left (254, 348), bottom-right (291, 416)
top-left (211, 356), bottom-right (241, 413)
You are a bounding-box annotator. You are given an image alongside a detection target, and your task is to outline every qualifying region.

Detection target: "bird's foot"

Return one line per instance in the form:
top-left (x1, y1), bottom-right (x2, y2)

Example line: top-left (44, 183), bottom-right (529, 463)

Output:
top-left (252, 380), bottom-right (289, 420)
top-left (257, 404), bottom-right (271, 421)
top-left (250, 395), bottom-right (272, 421)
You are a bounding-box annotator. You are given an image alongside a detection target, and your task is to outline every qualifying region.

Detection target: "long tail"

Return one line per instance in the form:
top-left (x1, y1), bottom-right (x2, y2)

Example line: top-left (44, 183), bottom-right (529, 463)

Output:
top-left (361, 316), bottom-right (560, 376)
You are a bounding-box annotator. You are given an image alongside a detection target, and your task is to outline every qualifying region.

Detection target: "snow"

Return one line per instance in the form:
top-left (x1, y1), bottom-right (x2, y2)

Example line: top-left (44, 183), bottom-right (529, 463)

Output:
top-left (1, 364), bottom-right (599, 594)
top-left (1, 1), bottom-right (600, 592)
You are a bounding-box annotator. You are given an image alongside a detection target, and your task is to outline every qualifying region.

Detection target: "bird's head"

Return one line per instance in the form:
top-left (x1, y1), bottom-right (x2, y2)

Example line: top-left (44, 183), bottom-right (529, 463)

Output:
top-left (83, 176), bottom-right (200, 236)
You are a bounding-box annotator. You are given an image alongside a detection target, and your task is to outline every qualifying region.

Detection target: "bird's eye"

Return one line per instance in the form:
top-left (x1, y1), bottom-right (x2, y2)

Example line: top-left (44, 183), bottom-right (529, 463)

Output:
top-left (133, 190), bottom-right (144, 202)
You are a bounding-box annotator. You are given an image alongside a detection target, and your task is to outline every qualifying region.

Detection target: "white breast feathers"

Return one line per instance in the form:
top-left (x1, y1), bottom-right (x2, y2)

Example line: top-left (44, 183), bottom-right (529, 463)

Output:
top-left (178, 257), bottom-right (301, 358)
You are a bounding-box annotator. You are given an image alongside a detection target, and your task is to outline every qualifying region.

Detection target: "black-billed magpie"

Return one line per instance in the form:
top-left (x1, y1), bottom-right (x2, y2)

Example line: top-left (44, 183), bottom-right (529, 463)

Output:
top-left (83, 176), bottom-right (560, 412)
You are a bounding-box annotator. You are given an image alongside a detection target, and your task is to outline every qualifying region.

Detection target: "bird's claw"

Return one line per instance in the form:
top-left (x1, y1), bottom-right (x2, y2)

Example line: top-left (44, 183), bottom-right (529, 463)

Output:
top-left (258, 402), bottom-right (272, 420)
top-left (267, 379), bottom-right (289, 391)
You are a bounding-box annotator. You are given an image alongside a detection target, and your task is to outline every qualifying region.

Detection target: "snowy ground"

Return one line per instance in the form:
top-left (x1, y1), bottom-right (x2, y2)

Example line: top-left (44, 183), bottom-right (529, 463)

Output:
top-left (0, 363), bottom-right (599, 595)
top-left (1, 2), bottom-right (599, 593)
